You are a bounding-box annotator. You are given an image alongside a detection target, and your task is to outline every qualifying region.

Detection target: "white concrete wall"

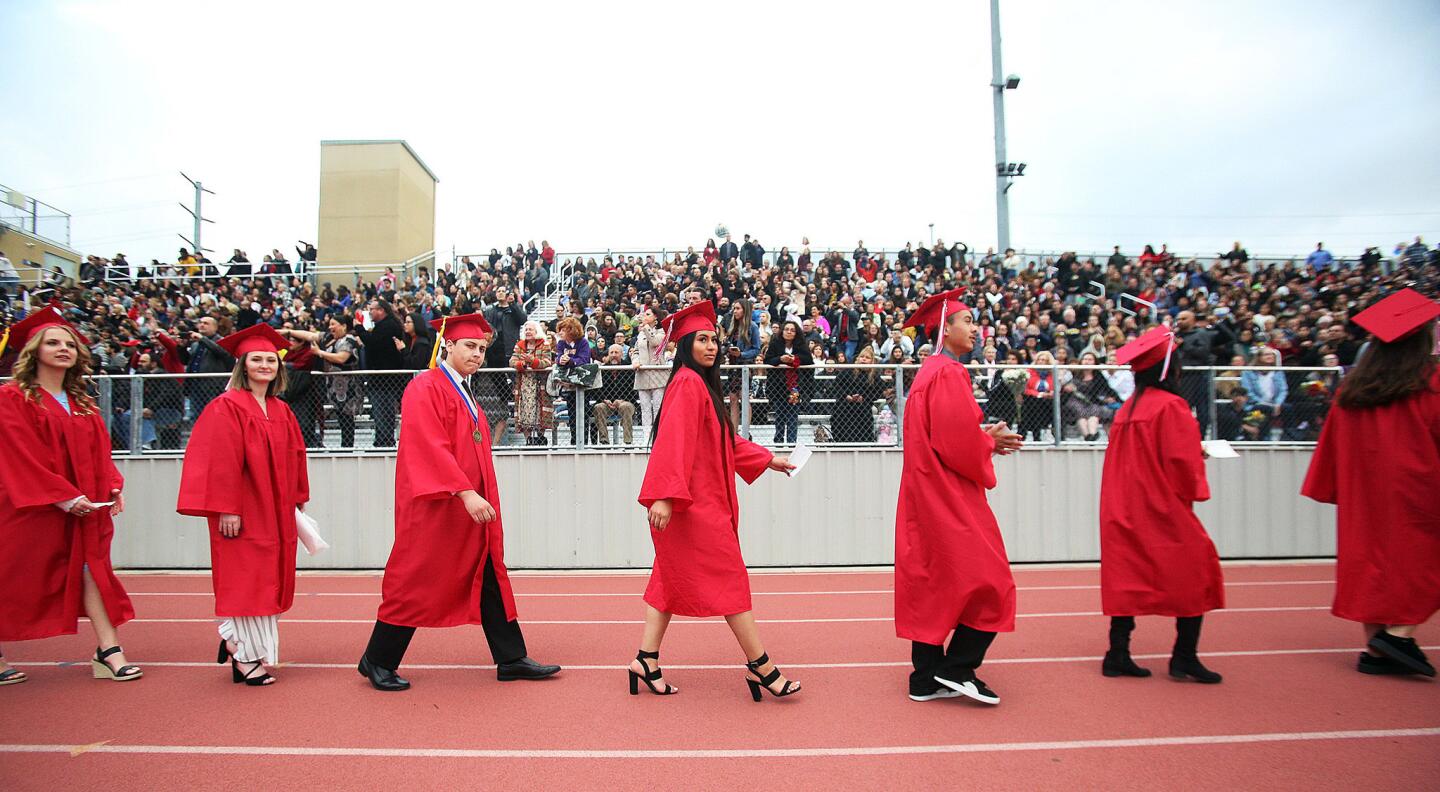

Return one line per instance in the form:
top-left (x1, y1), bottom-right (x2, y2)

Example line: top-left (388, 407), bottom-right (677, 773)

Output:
top-left (110, 447), bottom-right (1333, 569)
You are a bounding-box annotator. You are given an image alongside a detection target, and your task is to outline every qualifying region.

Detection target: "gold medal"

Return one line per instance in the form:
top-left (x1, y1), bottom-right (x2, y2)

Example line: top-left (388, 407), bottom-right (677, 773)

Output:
top-left (473, 429), bottom-right (483, 442)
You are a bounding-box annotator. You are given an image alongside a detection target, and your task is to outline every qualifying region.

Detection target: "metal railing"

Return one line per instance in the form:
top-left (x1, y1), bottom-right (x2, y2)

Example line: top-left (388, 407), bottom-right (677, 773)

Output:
top-left (0, 183), bottom-right (71, 246)
top-left (72, 363), bottom-right (1341, 456)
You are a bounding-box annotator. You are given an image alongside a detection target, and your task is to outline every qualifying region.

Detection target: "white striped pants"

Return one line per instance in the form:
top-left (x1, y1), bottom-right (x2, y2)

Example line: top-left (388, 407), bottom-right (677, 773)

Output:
top-left (219, 616), bottom-right (280, 666)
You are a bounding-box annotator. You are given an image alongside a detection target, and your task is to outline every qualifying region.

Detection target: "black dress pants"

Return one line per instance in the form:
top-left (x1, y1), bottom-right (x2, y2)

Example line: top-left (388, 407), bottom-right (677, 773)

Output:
top-left (910, 623), bottom-right (997, 693)
top-left (364, 559), bottom-right (527, 670)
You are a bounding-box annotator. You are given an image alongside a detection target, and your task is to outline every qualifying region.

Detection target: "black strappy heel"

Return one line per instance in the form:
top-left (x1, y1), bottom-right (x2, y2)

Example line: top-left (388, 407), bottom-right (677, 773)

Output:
top-left (628, 649), bottom-right (677, 695)
top-left (92, 646), bottom-right (143, 681)
top-left (744, 652), bottom-right (800, 701)
top-left (218, 638), bottom-right (248, 683)
top-left (232, 658), bottom-right (274, 686)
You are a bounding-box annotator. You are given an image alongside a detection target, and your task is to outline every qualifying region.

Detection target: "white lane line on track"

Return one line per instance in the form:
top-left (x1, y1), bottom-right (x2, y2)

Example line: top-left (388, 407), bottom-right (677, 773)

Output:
top-left (15, 646), bottom-right (1437, 672)
top-left (122, 580), bottom-right (1335, 598)
top-left (96, 606), bottom-right (1331, 626)
top-left (2, 727), bottom-right (1436, 760)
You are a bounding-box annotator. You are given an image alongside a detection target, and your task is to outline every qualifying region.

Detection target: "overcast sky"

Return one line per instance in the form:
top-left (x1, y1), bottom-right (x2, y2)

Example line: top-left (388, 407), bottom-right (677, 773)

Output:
top-left (4, 0), bottom-right (1438, 266)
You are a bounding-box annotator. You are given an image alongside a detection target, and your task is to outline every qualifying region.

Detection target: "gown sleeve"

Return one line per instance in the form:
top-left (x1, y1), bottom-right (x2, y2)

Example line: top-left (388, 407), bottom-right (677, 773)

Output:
top-left (1300, 404), bottom-right (1341, 504)
top-left (929, 367), bottom-right (998, 489)
top-left (284, 402), bottom-right (311, 505)
top-left (1161, 398), bottom-right (1211, 503)
top-left (0, 388), bottom-right (84, 508)
top-left (101, 414), bottom-right (125, 494)
top-left (176, 397), bottom-right (247, 517)
top-left (732, 435), bottom-right (773, 485)
top-left (398, 379), bottom-right (474, 501)
top-left (639, 374), bottom-right (702, 512)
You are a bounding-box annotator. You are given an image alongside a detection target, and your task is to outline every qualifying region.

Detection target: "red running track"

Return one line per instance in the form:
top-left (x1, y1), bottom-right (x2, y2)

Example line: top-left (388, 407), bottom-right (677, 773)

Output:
top-left (1, 562), bottom-right (1436, 791)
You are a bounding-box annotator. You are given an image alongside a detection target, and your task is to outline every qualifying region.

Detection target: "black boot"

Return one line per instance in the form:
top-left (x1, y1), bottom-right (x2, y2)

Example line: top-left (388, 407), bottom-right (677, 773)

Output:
top-left (1169, 615), bottom-right (1222, 683)
top-left (1103, 616), bottom-right (1152, 678)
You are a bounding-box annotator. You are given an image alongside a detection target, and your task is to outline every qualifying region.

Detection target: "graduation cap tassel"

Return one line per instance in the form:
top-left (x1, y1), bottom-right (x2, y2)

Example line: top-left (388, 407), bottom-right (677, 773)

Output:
top-left (428, 316), bottom-right (447, 369)
top-left (1158, 329), bottom-right (1177, 382)
top-left (0, 326), bottom-right (9, 358)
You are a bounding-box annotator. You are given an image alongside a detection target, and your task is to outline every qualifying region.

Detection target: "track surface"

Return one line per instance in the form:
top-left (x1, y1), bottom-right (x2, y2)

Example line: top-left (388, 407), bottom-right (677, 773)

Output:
top-left (2, 562), bottom-right (1436, 791)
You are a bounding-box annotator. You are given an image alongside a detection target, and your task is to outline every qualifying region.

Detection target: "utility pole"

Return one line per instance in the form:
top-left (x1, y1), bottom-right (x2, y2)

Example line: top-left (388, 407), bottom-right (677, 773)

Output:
top-left (178, 171), bottom-right (215, 254)
top-left (990, 0), bottom-right (1023, 253)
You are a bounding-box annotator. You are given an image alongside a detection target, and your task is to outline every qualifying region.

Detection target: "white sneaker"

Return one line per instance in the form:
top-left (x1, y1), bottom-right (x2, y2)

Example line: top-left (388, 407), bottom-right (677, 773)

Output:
top-left (934, 675), bottom-right (1000, 705)
top-left (908, 688), bottom-right (962, 702)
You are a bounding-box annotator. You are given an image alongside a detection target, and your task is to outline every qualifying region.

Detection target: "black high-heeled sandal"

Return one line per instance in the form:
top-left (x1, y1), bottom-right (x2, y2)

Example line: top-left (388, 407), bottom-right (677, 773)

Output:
top-left (744, 652), bottom-right (800, 702)
top-left (628, 649), bottom-right (677, 695)
top-left (232, 658), bottom-right (275, 686)
top-left (217, 637), bottom-right (232, 665)
top-left (92, 646), bottom-right (143, 681)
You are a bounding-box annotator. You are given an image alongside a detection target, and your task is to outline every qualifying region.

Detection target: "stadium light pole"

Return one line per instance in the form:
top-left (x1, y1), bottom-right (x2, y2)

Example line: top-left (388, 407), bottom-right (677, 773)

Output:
top-left (990, 0), bottom-right (1020, 253)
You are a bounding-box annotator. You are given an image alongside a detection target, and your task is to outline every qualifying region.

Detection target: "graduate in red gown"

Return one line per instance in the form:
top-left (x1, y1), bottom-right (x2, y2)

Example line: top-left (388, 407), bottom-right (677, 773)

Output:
top-left (177, 323), bottom-right (310, 687)
top-left (1303, 288), bottom-right (1440, 677)
top-left (0, 306), bottom-right (140, 686)
top-left (630, 300), bottom-right (798, 700)
top-left (1099, 326), bottom-right (1225, 683)
top-left (359, 313), bottom-right (560, 691)
top-left (894, 289), bottom-right (1023, 705)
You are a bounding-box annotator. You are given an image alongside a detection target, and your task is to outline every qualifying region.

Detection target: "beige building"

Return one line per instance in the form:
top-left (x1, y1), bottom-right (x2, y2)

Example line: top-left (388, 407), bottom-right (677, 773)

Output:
top-left (316, 140), bottom-right (437, 280)
top-left (0, 206), bottom-right (82, 288)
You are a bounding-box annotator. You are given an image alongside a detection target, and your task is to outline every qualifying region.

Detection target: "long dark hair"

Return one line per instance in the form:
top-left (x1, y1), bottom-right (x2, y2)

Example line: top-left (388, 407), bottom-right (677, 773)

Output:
top-left (1338, 320), bottom-right (1437, 410)
top-left (651, 330), bottom-right (732, 443)
top-left (1123, 350), bottom-right (1181, 418)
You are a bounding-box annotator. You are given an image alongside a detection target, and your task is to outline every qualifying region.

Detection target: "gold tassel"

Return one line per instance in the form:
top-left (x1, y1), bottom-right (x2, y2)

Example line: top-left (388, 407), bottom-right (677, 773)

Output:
top-left (428, 316), bottom-right (446, 369)
top-left (0, 326), bottom-right (9, 358)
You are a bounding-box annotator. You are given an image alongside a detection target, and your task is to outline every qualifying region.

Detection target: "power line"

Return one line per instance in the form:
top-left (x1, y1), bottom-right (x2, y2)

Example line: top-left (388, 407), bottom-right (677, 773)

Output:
top-left (69, 201), bottom-right (173, 218)
top-left (1024, 210), bottom-right (1440, 220)
top-left (26, 172), bottom-right (169, 193)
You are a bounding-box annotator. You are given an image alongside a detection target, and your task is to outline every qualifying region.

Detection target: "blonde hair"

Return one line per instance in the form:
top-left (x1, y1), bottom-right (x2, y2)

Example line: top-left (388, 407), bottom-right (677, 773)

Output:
top-left (227, 351), bottom-right (288, 397)
top-left (11, 325), bottom-right (99, 415)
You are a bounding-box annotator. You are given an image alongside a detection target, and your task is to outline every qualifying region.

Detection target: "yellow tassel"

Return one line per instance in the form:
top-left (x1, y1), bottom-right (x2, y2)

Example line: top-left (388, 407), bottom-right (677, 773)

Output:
top-left (0, 326), bottom-right (9, 358)
top-left (428, 316), bottom-right (446, 369)
top-left (278, 347), bottom-right (288, 360)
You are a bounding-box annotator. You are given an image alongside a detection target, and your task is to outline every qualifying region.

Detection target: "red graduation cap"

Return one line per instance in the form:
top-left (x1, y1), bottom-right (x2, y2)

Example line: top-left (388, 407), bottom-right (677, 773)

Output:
top-left (903, 288), bottom-right (968, 336)
top-left (662, 300), bottom-right (718, 340)
top-left (217, 323), bottom-right (288, 358)
top-left (1116, 325), bottom-right (1180, 373)
top-left (1351, 288), bottom-right (1440, 344)
top-left (0, 304), bottom-right (90, 356)
top-left (428, 312), bottom-right (494, 342)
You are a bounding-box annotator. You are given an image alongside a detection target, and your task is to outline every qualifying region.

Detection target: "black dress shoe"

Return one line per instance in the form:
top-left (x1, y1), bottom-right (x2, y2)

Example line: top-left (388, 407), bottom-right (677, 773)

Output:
top-left (1367, 631), bottom-right (1436, 677)
top-left (1357, 652), bottom-right (1416, 676)
top-left (497, 656), bottom-right (561, 681)
top-left (358, 655), bottom-right (411, 691)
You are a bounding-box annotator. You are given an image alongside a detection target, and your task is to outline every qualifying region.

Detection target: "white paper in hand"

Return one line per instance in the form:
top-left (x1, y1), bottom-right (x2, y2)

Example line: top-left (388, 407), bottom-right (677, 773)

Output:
top-left (295, 508), bottom-right (329, 556)
top-left (1202, 440), bottom-right (1239, 459)
top-left (786, 443), bottom-right (813, 477)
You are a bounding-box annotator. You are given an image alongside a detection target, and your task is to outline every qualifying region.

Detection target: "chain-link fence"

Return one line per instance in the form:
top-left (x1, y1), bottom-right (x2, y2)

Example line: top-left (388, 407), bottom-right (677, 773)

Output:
top-left (74, 363), bottom-right (1343, 455)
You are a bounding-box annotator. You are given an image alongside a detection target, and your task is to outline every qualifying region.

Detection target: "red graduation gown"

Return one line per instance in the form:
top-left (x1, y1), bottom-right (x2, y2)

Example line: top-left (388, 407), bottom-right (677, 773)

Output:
top-left (1302, 370), bottom-right (1440, 625)
top-left (1099, 389), bottom-right (1224, 617)
top-left (894, 355), bottom-right (1016, 643)
top-left (639, 367), bottom-right (773, 617)
top-left (177, 390), bottom-right (310, 617)
top-left (0, 383), bottom-right (132, 641)
top-left (378, 367), bottom-right (519, 628)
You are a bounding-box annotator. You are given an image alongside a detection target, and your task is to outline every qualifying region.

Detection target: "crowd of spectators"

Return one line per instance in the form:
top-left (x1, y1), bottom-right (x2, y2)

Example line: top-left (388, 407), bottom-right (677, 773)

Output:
top-left (0, 231), bottom-right (1436, 450)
